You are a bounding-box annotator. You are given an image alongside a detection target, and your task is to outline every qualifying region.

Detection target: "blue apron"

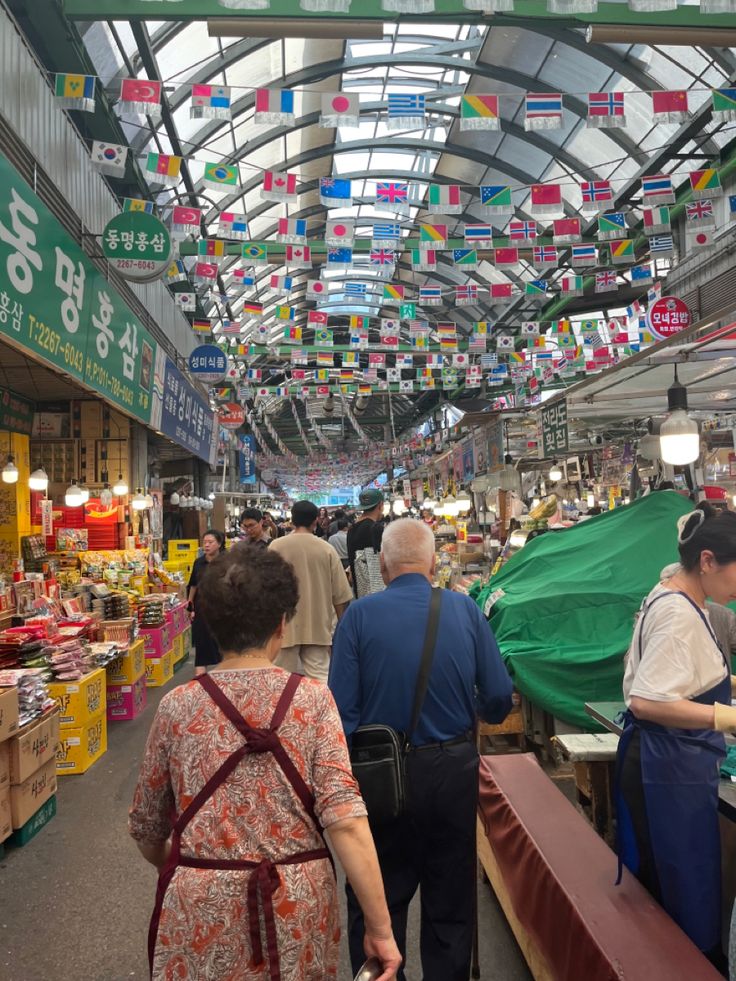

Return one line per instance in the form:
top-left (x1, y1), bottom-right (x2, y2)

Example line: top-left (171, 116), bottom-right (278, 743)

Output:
top-left (615, 590), bottom-right (730, 953)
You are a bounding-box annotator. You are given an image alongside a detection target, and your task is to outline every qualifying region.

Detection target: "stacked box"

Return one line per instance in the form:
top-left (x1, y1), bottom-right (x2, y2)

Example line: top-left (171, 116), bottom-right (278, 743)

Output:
top-left (48, 669), bottom-right (106, 728)
top-left (146, 650), bottom-right (174, 688)
top-left (172, 634), bottom-right (185, 664)
top-left (10, 757), bottom-right (57, 827)
top-left (107, 675), bottom-right (147, 722)
top-left (56, 713), bottom-right (107, 775)
top-left (182, 626), bottom-right (192, 655)
top-left (140, 625), bottom-right (172, 660)
top-left (9, 710), bottom-right (60, 783)
top-left (10, 794), bottom-right (56, 847)
top-left (106, 638), bottom-right (145, 686)
top-left (0, 687), bottom-right (19, 845)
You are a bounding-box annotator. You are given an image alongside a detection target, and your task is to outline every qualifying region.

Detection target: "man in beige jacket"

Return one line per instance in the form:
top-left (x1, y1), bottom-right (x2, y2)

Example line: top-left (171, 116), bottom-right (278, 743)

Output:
top-left (270, 500), bottom-right (353, 682)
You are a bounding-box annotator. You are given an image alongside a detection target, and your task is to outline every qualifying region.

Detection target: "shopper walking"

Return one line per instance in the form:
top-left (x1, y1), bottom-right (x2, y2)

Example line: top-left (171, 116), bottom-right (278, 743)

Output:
top-left (347, 488), bottom-right (385, 598)
top-left (330, 519), bottom-right (513, 981)
top-left (328, 518), bottom-right (350, 570)
top-left (269, 500), bottom-right (353, 682)
top-left (130, 547), bottom-right (401, 981)
top-left (187, 529), bottom-right (225, 677)
top-left (237, 507), bottom-right (271, 549)
top-left (617, 502), bottom-right (736, 965)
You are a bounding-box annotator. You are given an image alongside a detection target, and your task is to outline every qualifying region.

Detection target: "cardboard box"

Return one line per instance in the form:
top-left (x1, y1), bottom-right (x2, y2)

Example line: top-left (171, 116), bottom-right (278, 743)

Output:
top-left (107, 676), bottom-right (147, 722)
top-left (105, 638), bottom-right (145, 686)
top-left (0, 686), bottom-right (19, 742)
top-left (173, 603), bottom-right (189, 635)
top-left (48, 668), bottom-right (106, 729)
top-left (10, 757), bottom-right (57, 828)
top-left (145, 651), bottom-right (173, 688)
top-left (10, 794), bottom-right (56, 847)
top-left (9, 709), bottom-right (60, 784)
top-left (56, 712), bottom-right (107, 775)
top-left (172, 634), bottom-right (185, 664)
top-left (0, 785), bottom-right (10, 843)
top-left (140, 624), bottom-right (172, 659)
top-left (0, 740), bottom-right (9, 790)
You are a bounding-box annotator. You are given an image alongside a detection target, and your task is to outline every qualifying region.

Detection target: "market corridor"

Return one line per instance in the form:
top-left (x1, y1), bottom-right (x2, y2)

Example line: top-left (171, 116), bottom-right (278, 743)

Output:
top-left (0, 665), bottom-right (531, 981)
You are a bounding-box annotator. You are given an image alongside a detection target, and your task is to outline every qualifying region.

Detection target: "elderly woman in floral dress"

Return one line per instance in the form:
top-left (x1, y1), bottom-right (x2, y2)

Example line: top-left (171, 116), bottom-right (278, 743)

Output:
top-left (130, 546), bottom-right (400, 981)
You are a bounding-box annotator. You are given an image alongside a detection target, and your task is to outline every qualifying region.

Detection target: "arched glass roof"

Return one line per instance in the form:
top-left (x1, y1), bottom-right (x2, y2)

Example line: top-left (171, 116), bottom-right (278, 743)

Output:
top-left (57, 13), bottom-right (736, 456)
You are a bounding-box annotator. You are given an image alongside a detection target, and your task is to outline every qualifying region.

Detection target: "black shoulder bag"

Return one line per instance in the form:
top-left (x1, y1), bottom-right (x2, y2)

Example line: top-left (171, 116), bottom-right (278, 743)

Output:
top-left (349, 587), bottom-right (442, 826)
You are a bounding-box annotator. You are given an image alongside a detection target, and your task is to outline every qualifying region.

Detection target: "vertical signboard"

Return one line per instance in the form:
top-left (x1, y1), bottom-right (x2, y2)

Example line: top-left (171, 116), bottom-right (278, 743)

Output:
top-left (239, 434), bottom-right (257, 485)
top-left (540, 400), bottom-right (569, 457)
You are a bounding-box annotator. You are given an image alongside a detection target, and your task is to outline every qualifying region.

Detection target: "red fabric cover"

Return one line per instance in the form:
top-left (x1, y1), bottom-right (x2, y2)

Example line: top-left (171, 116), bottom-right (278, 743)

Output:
top-left (478, 753), bottom-right (723, 981)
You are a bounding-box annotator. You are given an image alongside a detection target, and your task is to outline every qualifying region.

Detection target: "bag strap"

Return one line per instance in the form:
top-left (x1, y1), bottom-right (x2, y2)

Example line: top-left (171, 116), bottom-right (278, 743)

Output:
top-left (407, 587), bottom-right (442, 745)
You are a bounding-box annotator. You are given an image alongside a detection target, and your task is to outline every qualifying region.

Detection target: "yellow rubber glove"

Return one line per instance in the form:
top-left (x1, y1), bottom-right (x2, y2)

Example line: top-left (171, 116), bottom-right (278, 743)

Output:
top-left (731, 675), bottom-right (736, 697)
top-left (713, 702), bottom-right (736, 732)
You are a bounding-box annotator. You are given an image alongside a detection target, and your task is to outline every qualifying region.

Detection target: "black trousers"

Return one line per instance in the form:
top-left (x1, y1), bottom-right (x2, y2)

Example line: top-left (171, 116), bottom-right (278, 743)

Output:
top-left (347, 740), bottom-right (479, 981)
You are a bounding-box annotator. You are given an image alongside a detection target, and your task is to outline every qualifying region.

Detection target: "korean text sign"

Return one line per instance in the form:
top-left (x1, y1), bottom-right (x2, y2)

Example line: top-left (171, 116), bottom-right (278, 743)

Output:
top-left (0, 151), bottom-right (157, 423)
top-left (540, 400), bottom-right (569, 456)
top-left (239, 435), bottom-right (257, 485)
top-left (159, 357), bottom-right (214, 464)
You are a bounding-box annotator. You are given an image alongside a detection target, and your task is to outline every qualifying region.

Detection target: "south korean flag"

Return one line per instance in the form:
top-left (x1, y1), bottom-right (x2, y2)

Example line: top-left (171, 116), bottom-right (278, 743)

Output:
top-left (520, 321), bottom-right (540, 337)
top-left (496, 334), bottom-right (514, 350)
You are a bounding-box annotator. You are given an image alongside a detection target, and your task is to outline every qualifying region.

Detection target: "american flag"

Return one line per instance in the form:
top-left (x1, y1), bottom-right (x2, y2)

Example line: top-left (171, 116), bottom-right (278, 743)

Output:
top-left (376, 182), bottom-right (408, 204)
top-left (370, 249), bottom-right (396, 265)
top-left (509, 220), bottom-right (537, 241)
top-left (580, 180), bottom-right (613, 204)
top-left (685, 200), bottom-right (714, 222)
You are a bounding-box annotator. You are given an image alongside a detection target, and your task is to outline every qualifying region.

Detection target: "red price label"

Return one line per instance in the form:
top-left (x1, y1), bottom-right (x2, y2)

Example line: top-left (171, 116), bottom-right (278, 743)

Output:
top-left (645, 296), bottom-right (691, 340)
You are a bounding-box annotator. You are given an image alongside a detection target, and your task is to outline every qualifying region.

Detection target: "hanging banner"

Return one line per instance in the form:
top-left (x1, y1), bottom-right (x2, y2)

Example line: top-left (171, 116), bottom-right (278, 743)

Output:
top-left (645, 296), bottom-right (691, 341)
top-left (0, 151), bottom-right (157, 424)
top-left (149, 350), bottom-right (216, 464)
top-left (0, 386), bottom-right (34, 436)
top-left (487, 419), bottom-right (504, 470)
top-left (39, 499), bottom-right (54, 537)
top-left (239, 435), bottom-right (257, 485)
top-left (540, 400), bottom-right (569, 456)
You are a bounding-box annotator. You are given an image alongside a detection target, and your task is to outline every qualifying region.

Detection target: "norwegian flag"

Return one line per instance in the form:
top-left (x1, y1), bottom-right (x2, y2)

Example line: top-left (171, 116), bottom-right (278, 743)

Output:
top-left (532, 245), bottom-right (558, 267)
top-left (529, 183), bottom-right (563, 216)
top-left (508, 220), bottom-right (538, 243)
top-left (455, 285), bottom-right (479, 306)
top-left (685, 200), bottom-right (715, 224)
top-left (595, 270), bottom-right (618, 293)
top-left (552, 218), bottom-right (581, 244)
top-left (580, 180), bottom-right (613, 211)
top-left (587, 92), bottom-right (626, 129)
top-left (370, 249), bottom-right (396, 266)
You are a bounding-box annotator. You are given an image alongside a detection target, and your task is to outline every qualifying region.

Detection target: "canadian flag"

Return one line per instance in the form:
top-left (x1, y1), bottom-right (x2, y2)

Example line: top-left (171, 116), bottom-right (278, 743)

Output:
top-left (262, 170), bottom-right (297, 201)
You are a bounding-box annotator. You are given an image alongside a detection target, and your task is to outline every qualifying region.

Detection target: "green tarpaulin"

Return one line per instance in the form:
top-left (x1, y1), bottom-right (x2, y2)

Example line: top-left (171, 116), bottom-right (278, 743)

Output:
top-left (474, 492), bottom-right (694, 730)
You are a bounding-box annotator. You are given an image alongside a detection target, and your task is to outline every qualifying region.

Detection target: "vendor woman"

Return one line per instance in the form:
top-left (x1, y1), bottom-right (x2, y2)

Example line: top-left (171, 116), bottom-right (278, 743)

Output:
top-left (617, 502), bottom-right (736, 964)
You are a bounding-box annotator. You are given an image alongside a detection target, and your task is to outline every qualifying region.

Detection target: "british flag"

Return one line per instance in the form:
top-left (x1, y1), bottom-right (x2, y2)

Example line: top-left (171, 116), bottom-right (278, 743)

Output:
top-left (595, 270), bottom-right (618, 293)
top-left (509, 220), bottom-right (538, 241)
top-left (685, 200), bottom-right (714, 222)
top-left (376, 182), bottom-right (408, 204)
top-left (580, 180), bottom-right (613, 204)
top-left (370, 249), bottom-right (396, 265)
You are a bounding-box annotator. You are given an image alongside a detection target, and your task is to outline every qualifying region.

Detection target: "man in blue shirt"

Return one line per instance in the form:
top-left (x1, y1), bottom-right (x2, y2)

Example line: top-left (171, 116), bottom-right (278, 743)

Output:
top-left (329, 518), bottom-right (513, 981)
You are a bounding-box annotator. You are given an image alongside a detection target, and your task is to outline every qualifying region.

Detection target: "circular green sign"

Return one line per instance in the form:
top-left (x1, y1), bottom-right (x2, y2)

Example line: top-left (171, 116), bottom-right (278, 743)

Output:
top-left (101, 211), bottom-right (172, 283)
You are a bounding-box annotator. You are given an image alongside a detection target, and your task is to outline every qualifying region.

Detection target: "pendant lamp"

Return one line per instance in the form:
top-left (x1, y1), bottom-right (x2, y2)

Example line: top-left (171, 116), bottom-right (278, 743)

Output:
top-left (659, 368), bottom-right (699, 466)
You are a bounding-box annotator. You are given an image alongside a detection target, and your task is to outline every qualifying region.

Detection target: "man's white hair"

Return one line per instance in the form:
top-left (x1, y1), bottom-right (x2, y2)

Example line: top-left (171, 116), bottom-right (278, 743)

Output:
top-left (381, 518), bottom-right (435, 572)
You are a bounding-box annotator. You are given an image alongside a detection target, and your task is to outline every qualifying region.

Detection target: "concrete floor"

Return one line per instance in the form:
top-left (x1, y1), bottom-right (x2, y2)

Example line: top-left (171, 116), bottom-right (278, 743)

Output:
top-left (0, 662), bottom-right (531, 981)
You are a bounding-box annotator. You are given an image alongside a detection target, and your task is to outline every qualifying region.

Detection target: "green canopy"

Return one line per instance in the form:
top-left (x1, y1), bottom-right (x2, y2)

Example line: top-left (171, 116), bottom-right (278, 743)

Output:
top-left (474, 492), bottom-right (694, 729)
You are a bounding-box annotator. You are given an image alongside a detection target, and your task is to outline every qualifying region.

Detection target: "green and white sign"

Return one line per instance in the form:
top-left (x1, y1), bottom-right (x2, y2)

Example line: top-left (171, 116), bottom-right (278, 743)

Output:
top-left (102, 211), bottom-right (171, 283)
top-left (0, 151), bottom-right (157, 424)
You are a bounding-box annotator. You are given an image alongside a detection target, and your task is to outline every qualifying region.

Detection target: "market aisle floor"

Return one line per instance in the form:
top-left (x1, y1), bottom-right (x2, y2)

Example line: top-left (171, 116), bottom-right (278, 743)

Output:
top-left (0, 665), bottom-right (531, 981)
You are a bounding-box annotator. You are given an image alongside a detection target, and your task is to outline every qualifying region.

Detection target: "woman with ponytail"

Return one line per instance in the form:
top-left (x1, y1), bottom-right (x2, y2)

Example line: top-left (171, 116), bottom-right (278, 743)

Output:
top-left (616, 502), bottom-right (736, 967)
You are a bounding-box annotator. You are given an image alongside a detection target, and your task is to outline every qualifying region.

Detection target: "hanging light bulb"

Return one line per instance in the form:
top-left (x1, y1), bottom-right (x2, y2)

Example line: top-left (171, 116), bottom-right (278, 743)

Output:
top-left (549, 460), bottom-right (563, 482)
top-left (169, 492), bottom-right (180, 506)
top-left (443, 494), bottom-right (459, 517)
top-left (2, 455), bottom-right (18, 484)
top-left (323, 394), bottom-right (335, 415)
top-left (587, 493), bottom-right (596, 509)
top-left (112, 474), bottom-right (128, 497)
top-left (65, 480), bottom-right (84, 507)
top-left (659, 369), bottom-right (699, 465)
top-left (28, 468), bottom-right (49, 492)
top-left (433, 501), bottom-right (445, 516)
top-left (392, 496), bottom-right (407, 516)
top-left (143, 493), bottom-right (154, 508)
top-left (208, 491), bottom-right (216, 501)
top-left (456, 490), bottom-right (472, 513)
top-left (78, 483), bottom-right (90, 505)
top-left (382, 501), bottom-right (391, 516)
top-left (131, 489), bottom-right (148, 511)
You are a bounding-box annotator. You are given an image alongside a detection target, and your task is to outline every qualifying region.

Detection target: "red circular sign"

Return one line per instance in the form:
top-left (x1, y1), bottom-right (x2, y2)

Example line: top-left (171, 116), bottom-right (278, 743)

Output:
top-left (646, 296), bottom-right (691, 340)
top-left (218, 403), bottom-right (246, 430)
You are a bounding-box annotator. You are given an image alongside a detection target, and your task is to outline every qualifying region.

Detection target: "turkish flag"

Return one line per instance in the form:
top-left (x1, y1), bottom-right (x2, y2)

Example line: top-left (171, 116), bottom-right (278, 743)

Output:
top-left (120, 79), bottom-right (161, 105)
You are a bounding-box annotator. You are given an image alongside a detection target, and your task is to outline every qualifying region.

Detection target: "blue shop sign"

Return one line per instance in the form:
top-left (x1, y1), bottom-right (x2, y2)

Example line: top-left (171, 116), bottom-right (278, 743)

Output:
top-left (239, 434), bottom-right (257, 485)
top-left (160, 356), bottom-right (215, 463)
top-left (188, 344), bottom-right (227, 384)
